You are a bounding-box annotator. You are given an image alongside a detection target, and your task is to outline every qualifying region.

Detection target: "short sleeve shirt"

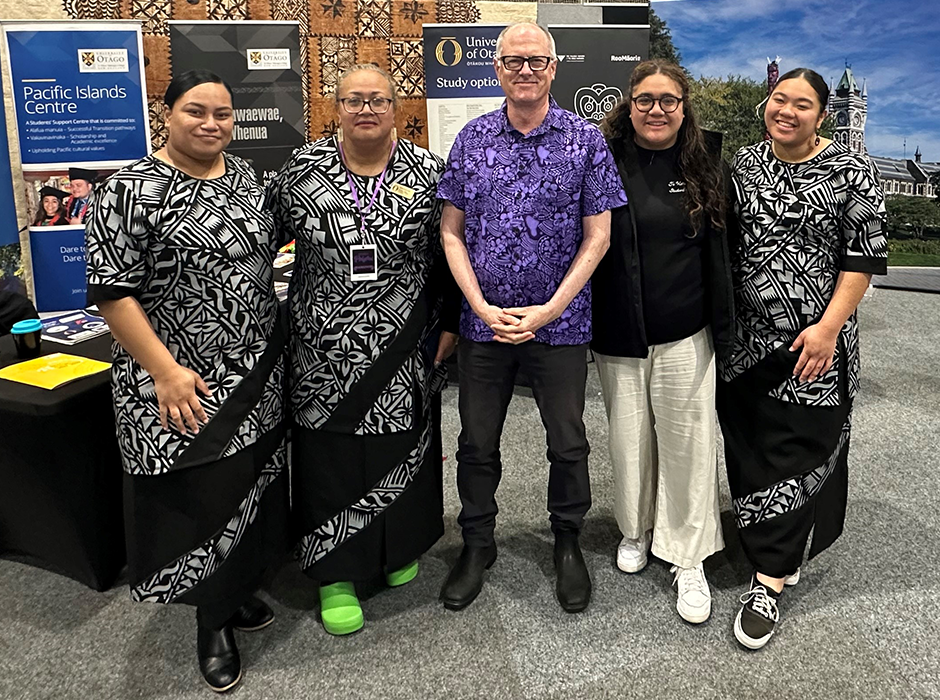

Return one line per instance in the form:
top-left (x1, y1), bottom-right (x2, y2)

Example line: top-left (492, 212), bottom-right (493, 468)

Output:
top-left (437, 98), bottom-right (627, 345)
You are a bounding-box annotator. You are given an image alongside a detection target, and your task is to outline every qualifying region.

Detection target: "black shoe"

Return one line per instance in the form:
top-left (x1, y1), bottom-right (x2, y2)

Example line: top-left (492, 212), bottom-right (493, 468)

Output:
top-left (197, 620), bottom-right (242, 693)
top-left (734, 576), bottom-right (781, 650)
top-left (230, 595), bottom-right (275, 632)
top-left (440, 543), bottom-right (498, 611)
top-left (554, 531), bottom-right (591, 613)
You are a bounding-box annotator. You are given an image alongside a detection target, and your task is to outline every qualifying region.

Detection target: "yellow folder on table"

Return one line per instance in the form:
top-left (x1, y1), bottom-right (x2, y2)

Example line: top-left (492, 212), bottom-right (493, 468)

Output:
top-left (0, 353), bottom-right (111, 390)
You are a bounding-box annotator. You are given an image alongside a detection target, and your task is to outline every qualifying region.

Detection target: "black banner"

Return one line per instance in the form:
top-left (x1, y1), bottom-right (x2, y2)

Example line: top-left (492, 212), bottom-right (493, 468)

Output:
top-left (549, 25), bottom-right (650, 125)
top-left (169, 21), bottom-right (306, 182)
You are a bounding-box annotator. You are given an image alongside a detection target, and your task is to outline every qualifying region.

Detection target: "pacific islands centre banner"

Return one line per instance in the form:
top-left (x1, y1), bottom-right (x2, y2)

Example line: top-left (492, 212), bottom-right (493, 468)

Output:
top-left (169, 21), bottom-right (306, 183)
top-left (2, 21), bottom-right (150, 311)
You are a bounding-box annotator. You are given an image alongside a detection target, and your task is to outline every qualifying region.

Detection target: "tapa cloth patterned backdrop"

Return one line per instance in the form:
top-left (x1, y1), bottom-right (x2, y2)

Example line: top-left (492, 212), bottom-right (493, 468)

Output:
top-left (61, 0), bottom-right (491, 150)
top-left (60, 0), bottom-right (642, 148)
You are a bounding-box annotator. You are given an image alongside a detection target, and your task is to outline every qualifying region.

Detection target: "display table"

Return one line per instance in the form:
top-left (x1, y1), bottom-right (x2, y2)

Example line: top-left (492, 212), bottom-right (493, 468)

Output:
top-left (0, 332), bottom-right (125, 591)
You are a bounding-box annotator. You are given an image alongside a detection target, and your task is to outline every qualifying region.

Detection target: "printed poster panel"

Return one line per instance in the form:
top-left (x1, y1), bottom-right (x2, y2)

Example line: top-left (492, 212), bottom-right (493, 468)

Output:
top-left (548, 25), bottom-right (649, 125)
top-left (28, 225), bottom-right (88, 311)
top-left (169, 21), bottom-right (306, 183)
top-left (24, 163), bottom-right (119, 311)
top-left (2, 21), bottom-right (149, 311)
top-left (423, 24), bottom-right (506, 160)
top-left (3, 22), bottom-right (150, 170)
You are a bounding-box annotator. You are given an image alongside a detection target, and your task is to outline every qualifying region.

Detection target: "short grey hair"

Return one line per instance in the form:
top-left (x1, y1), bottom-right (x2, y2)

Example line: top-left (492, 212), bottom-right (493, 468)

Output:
top-left (335, 63), bottom-right (399, 105)
top-left (495, 22), bottom-right (557, 60)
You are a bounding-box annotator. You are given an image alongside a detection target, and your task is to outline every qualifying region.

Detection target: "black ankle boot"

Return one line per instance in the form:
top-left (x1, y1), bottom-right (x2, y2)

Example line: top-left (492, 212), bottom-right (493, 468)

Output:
top-left (197, 617), bottom-right (242, 693)
top-left (554, 531), bottom-right (591, 613)
top-left (440, 543), bottom-right (497, 611)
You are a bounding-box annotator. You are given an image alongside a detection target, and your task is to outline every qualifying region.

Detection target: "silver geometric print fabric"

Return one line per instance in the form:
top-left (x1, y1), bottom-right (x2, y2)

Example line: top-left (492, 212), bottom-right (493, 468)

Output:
top-left (733, 412), bottom-right (852, 529)
top-left (266, 137), bottom-right (445, 435)
top-left (721, 140), bottom-right (887, 406)
top-left (85, 154), bottom-right (284, 475)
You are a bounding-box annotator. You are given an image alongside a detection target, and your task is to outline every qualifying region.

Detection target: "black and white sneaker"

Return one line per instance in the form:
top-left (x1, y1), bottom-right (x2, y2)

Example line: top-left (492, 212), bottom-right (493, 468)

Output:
top-left (734, 577), bottom-right (781, 650)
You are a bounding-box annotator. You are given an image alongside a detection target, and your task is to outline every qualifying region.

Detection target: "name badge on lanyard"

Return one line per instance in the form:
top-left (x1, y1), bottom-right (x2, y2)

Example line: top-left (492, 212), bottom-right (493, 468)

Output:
top-left (339, 138), bottom-right (397, 283)
top-left (350, 244), bottom-right (378, 281)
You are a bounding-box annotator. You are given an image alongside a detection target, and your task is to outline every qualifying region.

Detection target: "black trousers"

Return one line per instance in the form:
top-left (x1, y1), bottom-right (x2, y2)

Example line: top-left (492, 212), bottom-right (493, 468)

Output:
top-left (456, 339), bottom-right (591, 546)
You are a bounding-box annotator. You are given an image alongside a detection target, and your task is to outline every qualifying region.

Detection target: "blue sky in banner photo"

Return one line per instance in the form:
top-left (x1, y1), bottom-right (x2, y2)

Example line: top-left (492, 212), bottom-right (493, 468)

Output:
top-left (652, 0), bottom-right (940, 161)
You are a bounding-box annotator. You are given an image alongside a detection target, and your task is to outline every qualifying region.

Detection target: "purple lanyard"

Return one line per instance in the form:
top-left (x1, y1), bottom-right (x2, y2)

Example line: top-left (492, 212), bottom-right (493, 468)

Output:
top-left (338, 139), bottom-right (397, 220)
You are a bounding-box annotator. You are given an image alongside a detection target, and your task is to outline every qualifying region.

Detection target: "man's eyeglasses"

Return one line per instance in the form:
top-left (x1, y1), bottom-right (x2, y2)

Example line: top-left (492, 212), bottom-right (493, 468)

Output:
top-left (632, 94), bottom-right (683, 113)
top-left (339, 96), bottom-right (393, 114)
top-left (498, 56), bottom-right (553, 72)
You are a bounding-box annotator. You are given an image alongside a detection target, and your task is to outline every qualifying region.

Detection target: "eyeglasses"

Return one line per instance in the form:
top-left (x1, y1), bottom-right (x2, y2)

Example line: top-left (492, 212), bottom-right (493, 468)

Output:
top-left (632, 95), bottom-right (683, 113)
top-left (339, 96), bottom-right (393, 114)
top-left (498, 56), bottom-right (553, 72)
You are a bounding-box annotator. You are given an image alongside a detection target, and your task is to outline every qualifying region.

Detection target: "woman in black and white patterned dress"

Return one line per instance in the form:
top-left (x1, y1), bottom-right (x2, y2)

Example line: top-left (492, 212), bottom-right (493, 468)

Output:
top-left (266, 64), bottom-right (459, 637)
top-left (718, 68), bottom-right (887, 650)
top-left (85, 71), bottom-right (288, 692)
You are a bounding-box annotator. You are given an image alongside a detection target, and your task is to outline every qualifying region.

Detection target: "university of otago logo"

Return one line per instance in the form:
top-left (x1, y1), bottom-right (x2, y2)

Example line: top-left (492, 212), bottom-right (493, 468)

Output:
top-left (77, 48), bottom-right (129, 73)
top-left (245, 48), bottom-right (291, 70)
top-left (435, 37), bottom-right (462, 67)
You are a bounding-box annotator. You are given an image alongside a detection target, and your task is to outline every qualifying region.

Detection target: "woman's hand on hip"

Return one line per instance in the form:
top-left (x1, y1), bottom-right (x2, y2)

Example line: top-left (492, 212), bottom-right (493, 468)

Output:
top-left (790, 323), bottom-right (838, 383)
top-left (152, 364), bottom-right (213, 434)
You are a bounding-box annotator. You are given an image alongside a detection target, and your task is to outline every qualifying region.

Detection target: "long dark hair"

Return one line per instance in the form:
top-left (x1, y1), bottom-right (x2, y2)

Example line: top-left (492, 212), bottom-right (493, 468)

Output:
top-left (164, 69), bottom-right (234, 109)
top-left (33, 195), bottom-right (64, 225)
top-left (601, 59), bottom-right (725, 232)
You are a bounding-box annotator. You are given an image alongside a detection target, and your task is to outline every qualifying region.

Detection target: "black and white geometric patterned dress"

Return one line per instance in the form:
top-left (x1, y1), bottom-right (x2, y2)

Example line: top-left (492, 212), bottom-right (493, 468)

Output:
top-left (85, 153), bottom-right (289, 624)
top-left (266, 136), bottom-right (457, 580)
top-left (716, 140), bottom-right (887, 576)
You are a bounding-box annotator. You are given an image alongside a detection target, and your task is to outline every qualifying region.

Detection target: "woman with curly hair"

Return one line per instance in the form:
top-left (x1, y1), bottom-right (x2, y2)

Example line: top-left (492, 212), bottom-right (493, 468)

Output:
top-left (592, 59), bottom-right (734, 624)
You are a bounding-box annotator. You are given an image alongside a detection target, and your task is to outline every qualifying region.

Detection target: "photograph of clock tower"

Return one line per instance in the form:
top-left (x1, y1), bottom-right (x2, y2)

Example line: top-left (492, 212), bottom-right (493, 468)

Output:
top-left (828, 65), bottom-right (868, 154)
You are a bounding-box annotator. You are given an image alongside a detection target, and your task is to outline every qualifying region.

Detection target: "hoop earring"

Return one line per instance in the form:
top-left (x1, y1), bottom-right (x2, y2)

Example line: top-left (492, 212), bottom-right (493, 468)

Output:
top-left (814, 134), bottom-right (820, 146)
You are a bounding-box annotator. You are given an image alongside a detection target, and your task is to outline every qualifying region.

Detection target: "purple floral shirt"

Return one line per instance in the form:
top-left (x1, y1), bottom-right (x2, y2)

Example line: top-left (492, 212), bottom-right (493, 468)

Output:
top-left (438, 98), bottom-right (627, 345)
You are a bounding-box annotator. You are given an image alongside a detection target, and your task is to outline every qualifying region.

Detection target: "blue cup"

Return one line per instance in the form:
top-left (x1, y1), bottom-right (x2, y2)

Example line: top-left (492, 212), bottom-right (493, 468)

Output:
top-left (11, 318), bottom-right (43, 359)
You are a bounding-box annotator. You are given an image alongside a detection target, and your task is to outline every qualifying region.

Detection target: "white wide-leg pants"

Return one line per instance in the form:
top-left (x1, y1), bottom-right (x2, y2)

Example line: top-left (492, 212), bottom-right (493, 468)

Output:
top-left (595, 327), bottom-right (723, 569)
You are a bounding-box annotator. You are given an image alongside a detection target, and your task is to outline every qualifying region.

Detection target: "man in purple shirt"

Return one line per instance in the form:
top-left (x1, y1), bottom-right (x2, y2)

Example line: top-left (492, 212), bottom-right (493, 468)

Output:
top-left (437, 22), bottom-right (627, 614)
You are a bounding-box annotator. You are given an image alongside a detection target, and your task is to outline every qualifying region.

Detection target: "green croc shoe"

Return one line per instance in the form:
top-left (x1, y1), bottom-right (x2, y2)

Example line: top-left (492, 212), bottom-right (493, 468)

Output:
top-left (386, 560), bottom-right (419, 587)
top-left (319, 582), bottom-right (364, 636)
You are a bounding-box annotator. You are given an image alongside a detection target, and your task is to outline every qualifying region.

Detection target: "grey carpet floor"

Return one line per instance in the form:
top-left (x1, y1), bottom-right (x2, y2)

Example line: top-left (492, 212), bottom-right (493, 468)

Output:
top-left (1, 287), bottom-right (938, 700)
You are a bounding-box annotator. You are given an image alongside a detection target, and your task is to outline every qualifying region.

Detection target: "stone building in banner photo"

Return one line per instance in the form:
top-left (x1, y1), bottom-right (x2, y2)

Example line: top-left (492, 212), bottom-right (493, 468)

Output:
top-left (830, 64), bottom-right (938, 198)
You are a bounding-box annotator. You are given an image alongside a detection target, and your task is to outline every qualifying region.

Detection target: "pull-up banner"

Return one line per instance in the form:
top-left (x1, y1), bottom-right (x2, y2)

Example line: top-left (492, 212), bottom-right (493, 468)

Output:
top-left (548, 25), bottom-right (650, 125)
top-left (169, 21), bottom-right (305, 183)
top-left (2, 20), bottom-right (150, 311)
top-left (4, 22), bottom-right (149, 169)
top-left (423, 24), bottom-right (505, 159)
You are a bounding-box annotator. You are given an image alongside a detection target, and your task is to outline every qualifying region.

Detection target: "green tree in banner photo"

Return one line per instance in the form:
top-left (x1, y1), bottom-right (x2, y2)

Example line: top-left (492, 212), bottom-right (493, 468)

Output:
top-left (886, 195), bottom-right (940, 239)
top-left (649, 8), bottom-right (684, 67)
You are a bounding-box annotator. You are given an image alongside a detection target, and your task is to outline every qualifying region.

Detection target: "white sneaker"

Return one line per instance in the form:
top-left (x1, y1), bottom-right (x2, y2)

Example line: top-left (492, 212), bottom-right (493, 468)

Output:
top-left (784, 568), bottom-right (801, 586)
top-left (616, 531), bottom-right (651, 573)
top-left (670, 563), bottom-right (712, 624)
